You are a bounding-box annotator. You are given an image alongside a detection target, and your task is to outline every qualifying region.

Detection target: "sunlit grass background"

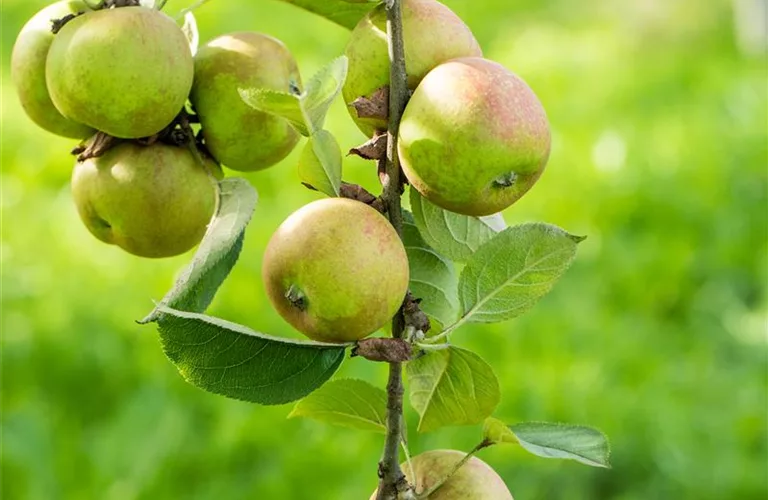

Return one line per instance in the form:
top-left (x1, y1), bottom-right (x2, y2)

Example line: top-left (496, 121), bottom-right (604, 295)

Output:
top-left (2, 0), bottom-right (767, 498)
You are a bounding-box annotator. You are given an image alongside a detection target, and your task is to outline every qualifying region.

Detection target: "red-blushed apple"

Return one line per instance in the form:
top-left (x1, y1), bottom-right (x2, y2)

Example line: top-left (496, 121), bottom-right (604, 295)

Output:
top-left (398, 57), bottom-right (551, 216)
top-left (343, 0), bottom-right (482, 137)
top-left (262, 198), bottom-right (409, 343)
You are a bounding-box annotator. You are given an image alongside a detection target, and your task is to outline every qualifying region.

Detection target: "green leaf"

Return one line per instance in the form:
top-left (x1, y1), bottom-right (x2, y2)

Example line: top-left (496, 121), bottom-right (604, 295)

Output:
top-left (410, 189), bottom-right (501, 263)
top-left (240, 57), bottom-right (348, 137)
top-left (298, 130), bottom-right (342, 197)
top-left (156, 308), bottom-right (347, 405)
top-left (238, 88), bottom-right (310, 136)
top-left (140, 178), bottom-right (257, 323)
top-left (288, 379), bottom-right (387, 433)
top-left (482, 417), bottom-right (518, 444)
top-left (303, 56), bottom-right (348, 132)
top-left (507, 422), bottom-right (611, 468)
top-left (459, 223), bottom-right (583, 324)
top-left (402, 211), bottom-right (459, 329)
top-left (278, 0), bottom-right (376, 30)
top-left (406, 346), bottom-right (500, 432)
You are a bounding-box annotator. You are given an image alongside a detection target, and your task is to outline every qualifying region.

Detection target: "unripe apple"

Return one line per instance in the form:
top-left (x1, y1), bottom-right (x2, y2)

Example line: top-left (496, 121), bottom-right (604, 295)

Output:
top-left (46, 6), bottom-right (193, 139)
top-left (398, 57), bottom-right (551, 216)
top-left (190, 32), bottom-right (301, 171)
top-left (262, 198), bottom-right (409, 343)
top-left (72, 143), bottom-right (220, 258)
top-left (370, 450), bottom-right (513, 499)
top-left (11, 1), bottom-right (95, 139)
top-left (343, 0), bottom-right (482, 137)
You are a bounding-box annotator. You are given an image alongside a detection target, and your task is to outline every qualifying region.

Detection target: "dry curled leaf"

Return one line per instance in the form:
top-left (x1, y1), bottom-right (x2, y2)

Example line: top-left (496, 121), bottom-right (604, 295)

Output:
top-left (349, 133), bottom-right (387, 161)
top-left (352, 338), bottom-right (412, 363)
top-left (403, 291), bottom-right (431, 333)
top-left (339, 183), bottom-right (386, 213)
top-left (350, 86), bottom-right (389, 121)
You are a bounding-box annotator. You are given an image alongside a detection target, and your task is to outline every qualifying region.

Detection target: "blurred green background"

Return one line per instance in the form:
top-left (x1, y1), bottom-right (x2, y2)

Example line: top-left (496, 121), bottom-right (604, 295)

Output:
top-left (2, 0), bottom-right (766, 498)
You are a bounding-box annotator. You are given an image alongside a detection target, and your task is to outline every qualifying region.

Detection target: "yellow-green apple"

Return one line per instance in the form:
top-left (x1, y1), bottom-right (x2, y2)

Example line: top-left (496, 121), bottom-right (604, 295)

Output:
top-left (71, 143), bottom-right (220, 258)
top-left (190, 32), bottom-right (301, 171)
top-left (370, 449), bottom-right (513, 499)
top-left (398, 57), bottom-right (551, 216)
top-left (46, 6), bottom-right (193, 138)
top-left (343, 0), bottom-right (482, 137)
top-left (11, 1), bottom-right (95, 138)
top-left (262, 198), bottom-right (409, 343)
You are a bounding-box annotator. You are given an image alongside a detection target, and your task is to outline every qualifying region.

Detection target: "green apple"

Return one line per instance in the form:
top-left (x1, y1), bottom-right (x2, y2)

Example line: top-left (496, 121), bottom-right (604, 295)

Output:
top-left (46, 6), bottom-right (193, 139)
top-left (11, 1), bottom-right (95, 139)
top-left (343, 0), bottom-right (482, 137)
top-left (398, 57), bottom-right (551, 216)
top-left (370, 450), bottom-right (513, 499)
top-left (72, 142), bottom-right (220, 258)
top-left (190, 32), bottom-right (301, 171)
top-left (262, 198), bottom-right (409, 343)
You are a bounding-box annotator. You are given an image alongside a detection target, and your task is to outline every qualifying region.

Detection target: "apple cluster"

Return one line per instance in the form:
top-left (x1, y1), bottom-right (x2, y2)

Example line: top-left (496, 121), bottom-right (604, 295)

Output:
top-left (13, 0), bottom-right (547, 367)
top-left (344, 0), bottom-right (551, 217)
top-left (12, 2), bottom-right (552, 497)
top-left (11, 1), bottom-right (305, 258)
top-left (265, 0), bottom-right (550, 353)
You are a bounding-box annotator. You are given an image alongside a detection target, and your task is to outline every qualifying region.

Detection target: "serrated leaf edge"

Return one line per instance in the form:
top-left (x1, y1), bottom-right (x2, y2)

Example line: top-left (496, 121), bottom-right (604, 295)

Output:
top-left (459, 223), bottom-right (581, 323)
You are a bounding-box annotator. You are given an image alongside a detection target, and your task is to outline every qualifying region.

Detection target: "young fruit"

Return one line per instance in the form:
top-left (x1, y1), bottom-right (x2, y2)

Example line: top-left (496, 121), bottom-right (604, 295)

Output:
top-left (11, 1), bottom-right (95, 139)
top-left (190, 32), bottom-right (301, 171)
top-left (46, 6), bottom-right (193, 139)
top-left (398, 57), bottom-right (551, 216)
top-left (370, 450), bottom-right (513, 499)
top-left (262, 198), bottom-right (409, 343)
top-left (343, 0), bottom-right (482, 137)
top-left (71, 143), bottom-right (220, 258)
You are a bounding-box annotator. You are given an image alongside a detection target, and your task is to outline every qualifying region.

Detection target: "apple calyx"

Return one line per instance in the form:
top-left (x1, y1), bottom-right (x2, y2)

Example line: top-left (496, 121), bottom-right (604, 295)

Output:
top-left (288, 79), bottom-right (302, 96)
top-left (493, 172), bottom-right (518, 188)
top-left (284, 285), bottom-right (308, 311)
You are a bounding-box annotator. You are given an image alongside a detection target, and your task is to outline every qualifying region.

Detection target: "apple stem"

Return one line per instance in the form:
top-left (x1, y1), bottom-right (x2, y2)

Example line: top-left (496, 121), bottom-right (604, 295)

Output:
top-left (71, 132), bottom-right (122, 162)
top-left (376, 0), bottom-right (413, 499)
top-left (51, 13), bottom-right (84, 34)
